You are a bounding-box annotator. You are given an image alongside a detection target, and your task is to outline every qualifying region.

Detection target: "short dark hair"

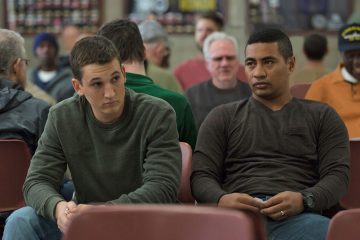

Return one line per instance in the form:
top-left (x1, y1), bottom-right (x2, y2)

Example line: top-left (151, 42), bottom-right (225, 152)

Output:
top-left (246, 28), bottom-right (293, 61)
top-left (97, 19), bottom-right (145, 63)
top-left (69, 36), bottom-right (121, 81)
top-left (197, 11), bottom-right (224, 30)
top-left (303, 33), bottom-right (327, 60)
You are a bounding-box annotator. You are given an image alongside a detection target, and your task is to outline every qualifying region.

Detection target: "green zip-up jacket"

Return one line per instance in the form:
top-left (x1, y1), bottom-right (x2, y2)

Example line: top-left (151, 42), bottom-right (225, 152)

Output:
top-left (125, 72), bottom-right (197, 150)
top-left (23, 89), bottom-right (181, 221)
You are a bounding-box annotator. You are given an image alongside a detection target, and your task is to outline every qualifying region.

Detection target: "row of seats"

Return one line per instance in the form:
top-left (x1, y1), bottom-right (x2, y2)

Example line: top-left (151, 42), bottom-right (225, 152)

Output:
top-left (63, 205), bottom-right (266, 240)
top-left (62, 205), bottom-right (360, 240)
top-left (1, 138), bottom-right (359, 239)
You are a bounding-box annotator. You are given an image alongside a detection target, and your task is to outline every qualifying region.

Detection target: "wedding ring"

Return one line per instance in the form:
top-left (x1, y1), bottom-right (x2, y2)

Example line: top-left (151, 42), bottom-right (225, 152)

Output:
top-left (280, 210), bottom-right (285, 216)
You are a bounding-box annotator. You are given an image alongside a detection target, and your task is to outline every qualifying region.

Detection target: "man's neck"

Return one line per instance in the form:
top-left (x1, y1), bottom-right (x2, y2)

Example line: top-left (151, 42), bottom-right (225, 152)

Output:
top-left (39, 64), bottom-right (57, 71)
top-left (253, 93), bottom-right (292, 111)
top-left (212, 78), bottom-right (238, 90)
top-left (304, 60), bottom-right (324, 69)
top-left (123, 61), bottom-right (146, 75)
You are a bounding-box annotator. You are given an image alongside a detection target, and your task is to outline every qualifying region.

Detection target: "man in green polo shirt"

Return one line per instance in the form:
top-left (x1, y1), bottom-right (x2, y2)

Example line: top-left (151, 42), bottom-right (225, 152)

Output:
top-left (97, 19), bottom-right (197, 150)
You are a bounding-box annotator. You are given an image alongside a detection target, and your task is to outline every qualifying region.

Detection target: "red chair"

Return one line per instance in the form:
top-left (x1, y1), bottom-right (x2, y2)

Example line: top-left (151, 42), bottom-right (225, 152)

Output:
top-left (340, 140), bottom-right (360, 209)
top-left (0, 139), bottom-right (31, 212)
top-left (327, 209), bottom-right (360, 240)
top-left (178, 142), bottom-right (195, 204)
top-left (290, 83), bottom-right (311, 99)
top-left (0, 139), bottom-right (32, 237)
top-left (63, 205), bottom-right (265, 240)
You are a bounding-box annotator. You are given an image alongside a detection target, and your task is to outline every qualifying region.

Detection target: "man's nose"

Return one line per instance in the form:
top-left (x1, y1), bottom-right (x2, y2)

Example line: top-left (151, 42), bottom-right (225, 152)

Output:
top-left (104, 84), bottom-right (116, 98)
top-left (253, 64), bottom-right (266, 78)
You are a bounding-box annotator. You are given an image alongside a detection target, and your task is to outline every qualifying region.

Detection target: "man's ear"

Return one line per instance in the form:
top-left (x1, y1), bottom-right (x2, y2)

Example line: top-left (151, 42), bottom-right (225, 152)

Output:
top-left (288, 56), bottom-right (296, 72)
top-left (11, 58), bottom-right (21, 79)
top-left (71, 78), bottom-right (84, 95)
top-left (121, 65), bottom-right (126, 83)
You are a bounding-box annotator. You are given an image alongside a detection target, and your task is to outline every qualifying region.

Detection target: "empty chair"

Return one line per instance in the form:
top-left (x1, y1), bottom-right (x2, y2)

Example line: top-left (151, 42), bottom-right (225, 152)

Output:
top-left (0, 139), bottom-right (32, 212)
top-left (63, 205), bottom-right (264, 240)
top-left (178, 142), bottom-right (195, 203)
top-left (290, 83), bottom-right (311, 99)
top-left (340, 139), bottom-right (360, 209)
top-left (327, 209), bottom-right (360, 240)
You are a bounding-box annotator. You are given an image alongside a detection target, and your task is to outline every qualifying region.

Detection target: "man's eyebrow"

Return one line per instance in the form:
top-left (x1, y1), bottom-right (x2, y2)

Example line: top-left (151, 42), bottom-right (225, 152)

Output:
top-left (245, 57), bottom-right (255, 62)
top-left (261, 56), bottom-right (276, 61)
top-left (245, 56), bottom-right (276, 62)
top-left (111, 70), bottom-right (121, 76)
top-left (89, 77), bottom-right (102, 83)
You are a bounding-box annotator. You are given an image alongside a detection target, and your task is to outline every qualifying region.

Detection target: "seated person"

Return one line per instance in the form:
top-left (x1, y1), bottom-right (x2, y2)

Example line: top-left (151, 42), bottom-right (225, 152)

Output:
top-left (3, 36), bottom-right (181, 239)
top-left (290, 33), bottom-right (330, 86)
top-left (0, 29), bottom-right (50, 154)
top-left (173, 11), bottom-right (247, 91)
top-left (97, 19), bottom-right (197, 150)
top-left (186, 32), bottom-right (251, 129)
top-left (138, 20), bottom-right (182, 93)
top-left (306, 22), bottom-right (360, 139)
top-left (191, 28), bottom-right (350, 240)
top-left (27, 32), bottom-right (74, 102)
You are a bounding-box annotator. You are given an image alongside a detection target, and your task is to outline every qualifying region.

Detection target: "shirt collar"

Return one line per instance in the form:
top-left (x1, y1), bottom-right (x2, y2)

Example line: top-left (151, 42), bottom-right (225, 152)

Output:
top-left (341, 66), bottom-right (358, 84)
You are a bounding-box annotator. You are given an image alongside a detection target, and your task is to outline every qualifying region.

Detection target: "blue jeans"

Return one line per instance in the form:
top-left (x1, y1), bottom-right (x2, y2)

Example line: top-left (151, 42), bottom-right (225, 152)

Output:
top-left (266, 212), bottom-right (330, 240)
top-left (253, 194), bottom-right (329, 240)
top-left (3, 207), bottom-right (61, 240)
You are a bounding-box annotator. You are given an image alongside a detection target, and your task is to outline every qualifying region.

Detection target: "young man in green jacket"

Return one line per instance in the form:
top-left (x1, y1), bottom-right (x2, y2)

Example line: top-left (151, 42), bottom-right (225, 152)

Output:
top-left (3, 36), bottom-right (181, 239)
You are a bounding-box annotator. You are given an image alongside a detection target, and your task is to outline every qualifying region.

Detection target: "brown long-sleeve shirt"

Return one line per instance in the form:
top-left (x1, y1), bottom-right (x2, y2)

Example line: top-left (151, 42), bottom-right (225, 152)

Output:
top-left (191, 97), bottom-right (350, 211)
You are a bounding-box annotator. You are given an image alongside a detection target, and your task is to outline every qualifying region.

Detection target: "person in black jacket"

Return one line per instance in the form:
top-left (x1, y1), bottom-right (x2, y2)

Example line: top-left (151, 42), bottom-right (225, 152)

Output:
top-left (0, 28), bottom-right (50, 154)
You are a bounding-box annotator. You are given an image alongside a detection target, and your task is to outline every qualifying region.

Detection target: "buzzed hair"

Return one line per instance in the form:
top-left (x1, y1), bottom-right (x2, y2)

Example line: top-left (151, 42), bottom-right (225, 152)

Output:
top-left (246, 28), bottom-right (293, 61)
top-left (303, 33), bottom-right (328, 60)
top-left (97, 19), bottom-right (145, 64)
top-left (69, 35), bottom-right (121, 82)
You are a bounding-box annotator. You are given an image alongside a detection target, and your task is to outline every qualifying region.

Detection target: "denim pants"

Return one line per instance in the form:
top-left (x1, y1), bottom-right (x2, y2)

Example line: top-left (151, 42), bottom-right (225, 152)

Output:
top-left (2, 180), bottom-right (74, 240)
top-left (254, 194), bottom-right (330, 240)
top-left (266, 212), bottom-right (330, 240)
top-left (3, 207), bottom-right (61, 240)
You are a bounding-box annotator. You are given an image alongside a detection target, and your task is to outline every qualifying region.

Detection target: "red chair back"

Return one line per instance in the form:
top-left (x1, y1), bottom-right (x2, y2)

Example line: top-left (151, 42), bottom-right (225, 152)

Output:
top-left (340, 140), bottom-right (360, 209)
top-left (178, 142), bottom-right (195, 203)
top-left (63, 205), bottom-right (263, 240)
top-left (290, 83), bottom-right (311, 99)
top-left (0, 139), bottom-right (31, 212)
top-left (327, 209), bottom-right (360, 240)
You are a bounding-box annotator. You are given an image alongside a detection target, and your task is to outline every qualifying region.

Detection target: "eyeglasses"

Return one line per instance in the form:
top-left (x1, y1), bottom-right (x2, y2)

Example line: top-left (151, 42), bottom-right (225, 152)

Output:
top-left (209, 55), bottom-right (237, 62)
top-left (20, 58), bottom-right (30, 66)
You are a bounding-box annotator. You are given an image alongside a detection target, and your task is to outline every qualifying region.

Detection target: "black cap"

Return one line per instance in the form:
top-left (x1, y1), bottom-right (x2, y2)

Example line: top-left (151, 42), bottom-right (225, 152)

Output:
top-left (338, 23), bottom-right (360, 52)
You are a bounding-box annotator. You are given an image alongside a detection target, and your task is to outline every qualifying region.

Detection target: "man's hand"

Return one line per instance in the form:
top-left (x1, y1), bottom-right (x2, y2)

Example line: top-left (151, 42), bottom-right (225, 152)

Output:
top-left (55, 201), bottom-right (77, 233)
top-left (260, 191), bottom-right (304, 220)
top-left (218, 193), bottom-right (265, 212)
top-left (67, 204), bottom-right (93, 215)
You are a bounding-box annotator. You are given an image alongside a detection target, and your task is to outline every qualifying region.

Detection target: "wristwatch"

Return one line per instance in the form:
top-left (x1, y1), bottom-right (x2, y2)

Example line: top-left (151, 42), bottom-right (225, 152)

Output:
top-left (302, 192), bottom-right (315, 210)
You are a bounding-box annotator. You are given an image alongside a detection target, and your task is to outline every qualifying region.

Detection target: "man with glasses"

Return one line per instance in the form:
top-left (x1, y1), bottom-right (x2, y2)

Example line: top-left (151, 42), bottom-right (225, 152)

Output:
top-left (0, 28), bottom-right (50, 154)
top-left (185, 32), bottom-right (251, 130)
top-left (174, 11), bottom-right (247, 91)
